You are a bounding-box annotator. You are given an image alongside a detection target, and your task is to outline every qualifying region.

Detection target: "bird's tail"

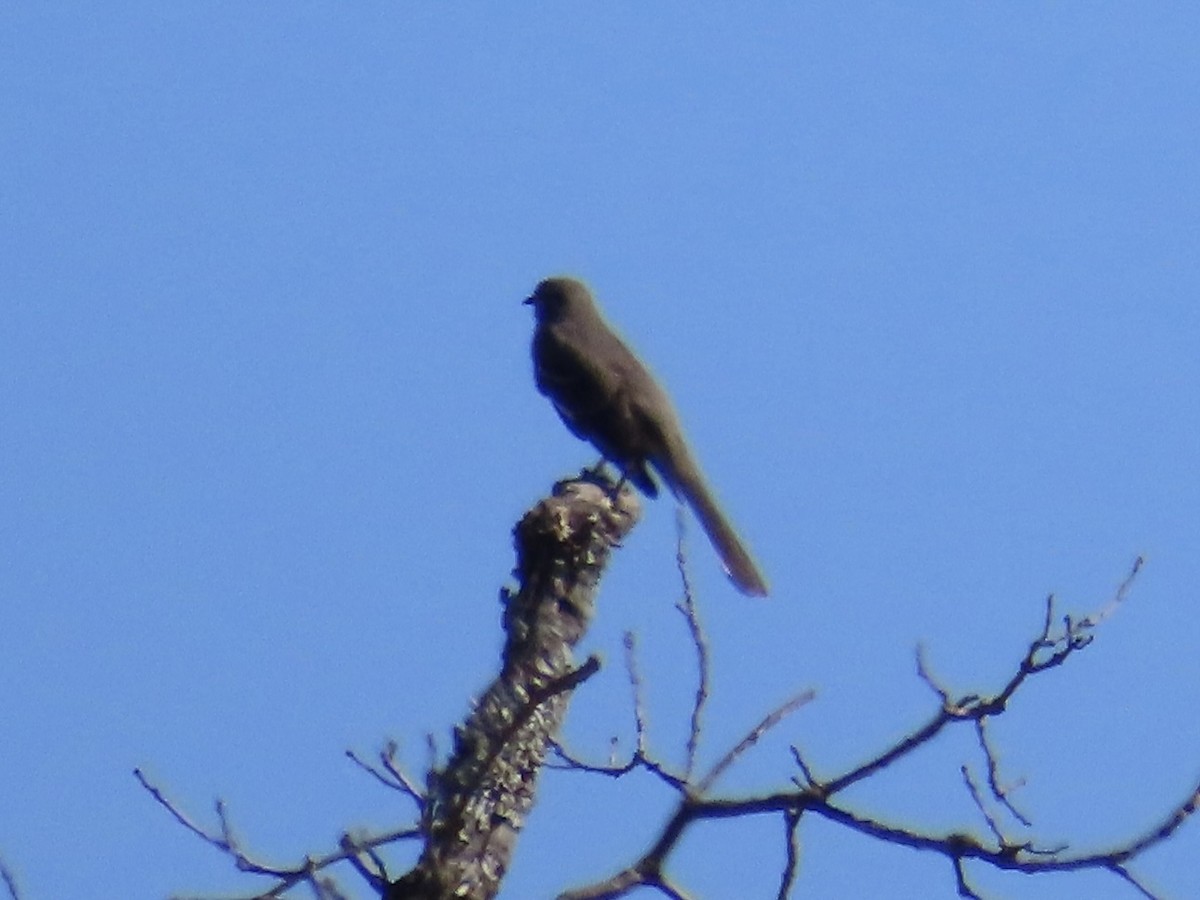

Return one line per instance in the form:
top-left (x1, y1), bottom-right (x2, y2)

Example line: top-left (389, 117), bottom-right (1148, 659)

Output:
top-left (658, 446), bottom-right (769, 597)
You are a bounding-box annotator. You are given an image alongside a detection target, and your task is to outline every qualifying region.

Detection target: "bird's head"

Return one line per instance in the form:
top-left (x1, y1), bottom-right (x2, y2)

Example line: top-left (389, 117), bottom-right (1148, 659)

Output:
top-left (524, 276), bottom-right (594, 323)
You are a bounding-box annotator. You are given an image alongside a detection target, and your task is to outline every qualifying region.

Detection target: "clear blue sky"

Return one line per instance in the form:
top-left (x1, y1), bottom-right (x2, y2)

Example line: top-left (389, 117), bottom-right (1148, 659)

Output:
top-left (2, 5), bottom-right (1198, 899)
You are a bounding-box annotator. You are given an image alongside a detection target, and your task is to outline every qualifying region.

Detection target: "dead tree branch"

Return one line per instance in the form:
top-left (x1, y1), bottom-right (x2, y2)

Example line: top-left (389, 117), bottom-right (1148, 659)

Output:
top-left (386, 474), bottom-right (638, 899)
top-left (142, 472), bottom-right (639, 900)
top-left (559, 556), bottom-right (1196, 899)
top-left (136, 766), bottom-right (419, 899)
top-left (143, 482), bottom-right (1193, 900)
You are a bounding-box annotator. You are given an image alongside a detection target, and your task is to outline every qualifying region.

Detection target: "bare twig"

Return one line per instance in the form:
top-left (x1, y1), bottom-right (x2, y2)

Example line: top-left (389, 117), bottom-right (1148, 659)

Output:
top-left (697, 690), bottom-right (815, 795)
top-left (961, 765), bottom-right (1005, 846)
top-left (1109, 783), bottom-right (1200, 863)
top-left (381, 742), bottom-right (422, 801)
top-left (835, 559), bottom-right (1146, 803)
top-left (344, 739), bottom-right (428, 819)
top-left (673, 508), bottom-right (711, 782)
top-left (789, 745), bottom-right (819, 790)
top-left (974, 718), bottom-right (1030, 827)
top-left (916, 642), bottom-right (953, 705)
top-left (1, 861), bottom-right (21, 900)
top-left (778, 809), bottom-right (802, 900)
top-left (1079, 555), bottom-right (1143, 628)
top-left (646, 872), bottom-right (691, 900)
top-left (543, 633), bottom-right (688, 789)
top-left (346, 747), bottom-right (405, 793)
top-left (952, 855), bottom-right (984, 900)
top-left (135, 768), bottom-right (230, 852)
top-left (549, 658), bottom-right (689, 794)
top-left (623, 632), bottom-right (650, 758)
top-left (1110, 863), bottom-right (1161, 900)
top-left (136, 768), bottom-right (418, 899)
top-left (826, 703), bottom-right (951, 795)
top-left (338, 833), bottom-right (387, 892)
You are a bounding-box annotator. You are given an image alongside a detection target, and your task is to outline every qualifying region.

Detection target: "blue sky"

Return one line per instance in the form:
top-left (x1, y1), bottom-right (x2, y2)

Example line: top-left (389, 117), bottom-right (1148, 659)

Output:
top-left (2, 5), bottom-right (1198, 899)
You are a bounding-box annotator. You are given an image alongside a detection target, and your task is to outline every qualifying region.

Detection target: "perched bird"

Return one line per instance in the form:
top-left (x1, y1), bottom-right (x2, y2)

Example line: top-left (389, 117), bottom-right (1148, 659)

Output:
top-left (525, 276), bottom-right (769, 597)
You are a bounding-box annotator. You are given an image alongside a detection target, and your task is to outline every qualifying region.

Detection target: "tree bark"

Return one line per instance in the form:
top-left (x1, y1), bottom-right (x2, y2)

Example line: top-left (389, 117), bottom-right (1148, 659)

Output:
top-left (387, 475), bottom-right (640, 900)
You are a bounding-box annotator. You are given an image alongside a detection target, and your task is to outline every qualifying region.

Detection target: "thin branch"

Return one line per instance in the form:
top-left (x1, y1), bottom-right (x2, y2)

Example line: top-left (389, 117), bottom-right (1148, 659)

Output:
top-left (344, 739), bottom-right (428, 818)
top-left (380, 741), bottom-right (426, 810)
top-left (215, 798), bottom-right (239, 857)
top-left (551, 634), bottom-right (682, 789)
top-left (777, 809), bottom-right (802, 900)
top-left (952, 855), bottom-right (984, 900)
top-left (831, 560), bottom-right (1146, 798)
top-left (974, 718), bottom-right (1030, 827)
top-left (549, 718), bottom-right (688, 792)
top-left (309, 876), bottom-right (348, 900)
top-left (1, 861), bottom-right (21, 900)
top-left (807, 781), bottom-right (1200, 876)
top-left (916, 643), bottom-right (954, 705)
top-left (960, 765), bottom-right (1005, 846)
top-left (1078, 555), bottom-right (1143, 628)
top-left (1109, 863), bottom-right (1161, 900)
top-left (645, 872), bottom-right (691, 900)
top-left (345, 748), bottom-right (405, 793)
top-left (338, 833), bottom-right (387, 893)
top-left (556, 866), bottom-right (644, 900)
top-left (623, 632), bottom-right (650, 759)
top-left (135, 768), bottom-right (229, 851)
top-left (137, 768), bottom-right (418, 899)
top-left (1108, 782), bottom-right (1200, 863)
top-left (825, 705), bottom-right (952, 795)
top-left (674, 507), bottom-right (711, 782)
top-left (789, 745), bottom-right (819, 790)
top-left (532, 655), bottom-right (603, 706)
top-left (344, 741), bottom-right (428, 821)
top-left (697, 690), bottom-right (815, 795)
top-left (550, 635), bottom-right (687, 790)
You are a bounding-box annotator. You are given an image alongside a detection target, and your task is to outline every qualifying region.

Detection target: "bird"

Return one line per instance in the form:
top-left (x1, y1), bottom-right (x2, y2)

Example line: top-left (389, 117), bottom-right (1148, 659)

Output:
top-left (524, 276), bottom-right (769, 597)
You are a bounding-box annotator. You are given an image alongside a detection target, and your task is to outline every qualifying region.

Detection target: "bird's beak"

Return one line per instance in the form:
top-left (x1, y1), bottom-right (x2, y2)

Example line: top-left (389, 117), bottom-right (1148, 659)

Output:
top-left (522, 295), bottom-right (535, 306)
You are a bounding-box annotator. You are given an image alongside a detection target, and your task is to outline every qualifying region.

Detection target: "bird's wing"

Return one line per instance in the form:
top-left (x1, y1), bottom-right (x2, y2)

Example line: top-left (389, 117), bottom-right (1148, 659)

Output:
top-left (534, 327), bottom-right (621, 439)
